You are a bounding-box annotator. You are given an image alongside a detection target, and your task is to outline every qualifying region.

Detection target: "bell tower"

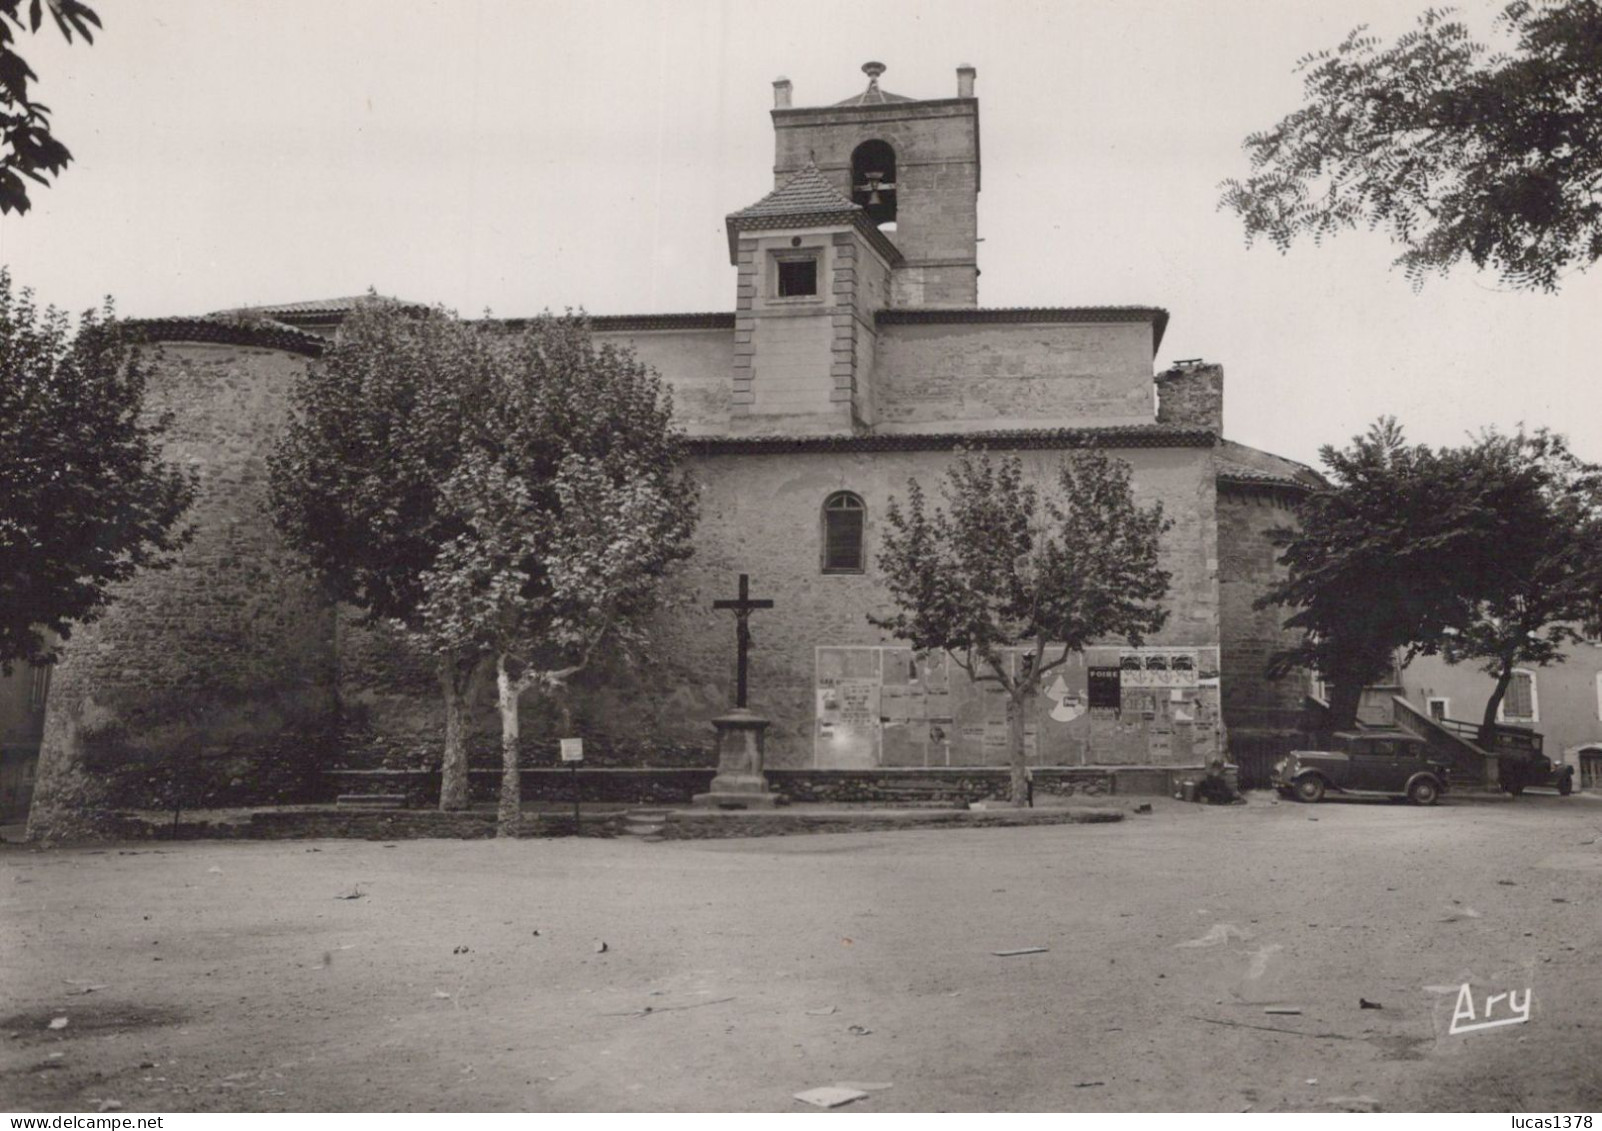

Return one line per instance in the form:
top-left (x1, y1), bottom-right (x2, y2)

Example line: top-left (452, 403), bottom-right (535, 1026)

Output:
top-left (770, 62), bottom-right (981, 307)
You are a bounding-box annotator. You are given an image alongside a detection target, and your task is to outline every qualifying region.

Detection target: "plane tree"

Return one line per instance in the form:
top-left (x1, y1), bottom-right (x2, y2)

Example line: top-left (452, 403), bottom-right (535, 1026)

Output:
top-left (872, 450), bottom-right (1171, 807)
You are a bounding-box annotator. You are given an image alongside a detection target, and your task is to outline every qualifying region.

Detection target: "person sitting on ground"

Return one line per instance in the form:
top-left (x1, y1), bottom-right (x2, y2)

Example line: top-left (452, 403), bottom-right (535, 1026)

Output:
top-left (1195, 759), bottom-right (1241, 805)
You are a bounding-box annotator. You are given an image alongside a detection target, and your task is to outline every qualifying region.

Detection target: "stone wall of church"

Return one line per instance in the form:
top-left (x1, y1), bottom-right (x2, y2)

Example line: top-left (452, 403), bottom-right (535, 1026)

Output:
top-left (872, 320), bottom-right (1156, 430)
top-left (27, 343), bottom-right (339, 839)
top-left (338, 443), bottom-right (1221, 774)
top-left (590, 326), bottom-right (733, 435)
top-left (1216, 486), bottom-right (1307, 742)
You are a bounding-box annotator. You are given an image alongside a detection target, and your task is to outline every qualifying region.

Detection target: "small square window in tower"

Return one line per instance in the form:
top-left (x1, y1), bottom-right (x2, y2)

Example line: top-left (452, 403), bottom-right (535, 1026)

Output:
top-left (777, 257), bottom-right (817, 297)
top-left (822, 491), bottom-right (865, 573)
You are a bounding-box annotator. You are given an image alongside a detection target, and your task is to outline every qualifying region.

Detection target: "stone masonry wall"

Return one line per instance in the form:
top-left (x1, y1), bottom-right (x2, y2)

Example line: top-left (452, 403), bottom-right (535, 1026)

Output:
top-left (27, 343), bottom-right (338, 840)
top-left (873, 320), bottom-right (1155, 430)
top-left (343, 443), bottom-right (1220, 774)
top-left (1217, 486), bottom-right (1306, 739)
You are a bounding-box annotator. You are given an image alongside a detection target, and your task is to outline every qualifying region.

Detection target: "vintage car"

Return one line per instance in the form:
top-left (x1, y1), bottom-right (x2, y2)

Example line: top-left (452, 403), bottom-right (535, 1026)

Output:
top-left (1482, 724), bottom-right (1574, 796)
top-left (1272, 731), bottom-right (1451, 805)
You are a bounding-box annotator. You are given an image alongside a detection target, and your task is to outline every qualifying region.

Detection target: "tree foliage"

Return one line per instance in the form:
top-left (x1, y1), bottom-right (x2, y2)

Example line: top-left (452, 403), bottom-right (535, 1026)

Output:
top-left (1258, 418), bottom-right (1584, 730)
top-left (0, 268), bottom-right (196, 673)
top-left (413, 316), bottom-right (697, 834)
top-left (1220, 1), bottom-right (1602, 291)
top-left (872, 450), bottom-right (1171, 806)
top-left (268, 298), bottom-right (497, 810)
top-left (1, 0), bottom-right (100, 214)
top-left (1436, 429), bottom-right (1602, 737)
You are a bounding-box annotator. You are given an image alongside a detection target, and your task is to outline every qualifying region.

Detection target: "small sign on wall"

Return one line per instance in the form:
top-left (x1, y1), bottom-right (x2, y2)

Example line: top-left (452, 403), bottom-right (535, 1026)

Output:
top-left (560, 738), bottom-right (584, 763)
top-left (1088, 666), bottom-right (1122, 711)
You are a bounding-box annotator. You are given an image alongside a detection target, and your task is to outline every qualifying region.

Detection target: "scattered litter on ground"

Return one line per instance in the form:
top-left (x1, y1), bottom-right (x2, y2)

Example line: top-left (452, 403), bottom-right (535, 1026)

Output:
top-left (805, 1005), bottom-right (837, 1016)
top-left (603, 997), bottom-right (735, 1018)
top-left (1133, 803), bottom-right (1152, 814)
top-left (1554, 897), bottom-right (1569, 903)
top-left (1360, 998), bottom-right (1383, 1010)
top-left (1306, 1078), bottom-right (1318, 1086)
top-left (846, 1024), bottom-right (872, 1036)
top-left (1264, 1006), bottom-right (1302, 1015)
top-left (335, 886), bottom-right (364, 901)
top-left (47, 1052), bottom-right (64, 1060)
top-left (1074, 1081), bottom-right (1105, 1088)
top-left (1175, 923), bottom-right (1252, 948)
top-left (63, 981), bottom-right (108, 995)
top-left (841, 938), bottom-right (853, 946)
top-left (1188, 1016), bottom-right (1352, 1040)
top-left (1439, 906), bottom-right (1482, 922)
top-left (530, 930), bottom-right (540, 937)
top-left (95, 1100), bottom-right (122, 1112)
top-left (207, 866), bottom-right (223, 874)
top-left (794, 1086), bottom-right (868, 1109)
top-left (432, 991), bottom-right (452, 999)
top-left (1497, 880), bottom-right (1517, 886)
top-left (594, 941), bottom-right (608, 954)
top-left (1328, 1096), bottom-right (1381, 1112)
top-left (46, 1017), bottom-right (68, 1030)
top-left (992, 946), bottom-right (1049, 957)
top-left (452, 946), bottom-right (470, 954)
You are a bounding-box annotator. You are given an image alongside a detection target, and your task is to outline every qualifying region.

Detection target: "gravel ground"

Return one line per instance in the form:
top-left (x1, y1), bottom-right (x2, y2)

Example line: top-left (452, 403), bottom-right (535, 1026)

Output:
top-left (3, 791), bottom-right (1600, 1113)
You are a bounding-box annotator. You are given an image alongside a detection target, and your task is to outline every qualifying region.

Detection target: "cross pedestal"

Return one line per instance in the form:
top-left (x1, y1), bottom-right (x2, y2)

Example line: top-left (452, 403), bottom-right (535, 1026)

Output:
top-left (692, 708), bottom-right (777, 809)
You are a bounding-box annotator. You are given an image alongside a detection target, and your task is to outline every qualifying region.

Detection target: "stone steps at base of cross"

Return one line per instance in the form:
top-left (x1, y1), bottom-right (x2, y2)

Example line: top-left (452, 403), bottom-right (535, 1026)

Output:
top-left (623, 809), bottom-right (671, 839)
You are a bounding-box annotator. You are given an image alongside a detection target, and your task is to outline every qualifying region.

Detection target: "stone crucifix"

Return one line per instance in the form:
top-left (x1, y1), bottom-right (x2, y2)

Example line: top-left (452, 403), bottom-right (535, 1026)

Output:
top-left (713, 573), bottom-right (773, 710)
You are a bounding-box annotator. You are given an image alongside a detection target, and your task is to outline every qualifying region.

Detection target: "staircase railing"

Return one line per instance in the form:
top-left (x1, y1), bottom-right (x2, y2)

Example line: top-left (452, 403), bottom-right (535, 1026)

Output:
top-left (1391, 696), bottom-right (1498, 789)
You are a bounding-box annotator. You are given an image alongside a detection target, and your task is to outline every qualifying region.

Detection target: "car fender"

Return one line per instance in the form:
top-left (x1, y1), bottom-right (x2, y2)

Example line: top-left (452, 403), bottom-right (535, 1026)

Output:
top-left (1404, 770), bottom-right (1444, 795)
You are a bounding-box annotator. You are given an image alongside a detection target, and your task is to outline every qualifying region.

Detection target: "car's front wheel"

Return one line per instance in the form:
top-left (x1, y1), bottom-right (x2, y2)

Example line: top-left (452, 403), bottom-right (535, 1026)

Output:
top-left (1408, 777), bottom-right (1440, 806)
top-left (1294, 776), bottom-right (1325, 803)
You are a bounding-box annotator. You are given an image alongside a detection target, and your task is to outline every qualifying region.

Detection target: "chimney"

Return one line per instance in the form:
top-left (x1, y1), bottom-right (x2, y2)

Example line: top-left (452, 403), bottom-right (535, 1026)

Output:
top-left (957, 64), bottom-right (976, 98)
top-left (773, 77), bottom-right (792, 109)
top-left (1154, 361), bottom-right (1223, 433)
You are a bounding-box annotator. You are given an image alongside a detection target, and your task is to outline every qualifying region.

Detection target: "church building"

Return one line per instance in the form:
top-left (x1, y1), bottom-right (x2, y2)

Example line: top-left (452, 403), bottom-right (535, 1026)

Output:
top-left (23, 63), bottom-right (1321, 835)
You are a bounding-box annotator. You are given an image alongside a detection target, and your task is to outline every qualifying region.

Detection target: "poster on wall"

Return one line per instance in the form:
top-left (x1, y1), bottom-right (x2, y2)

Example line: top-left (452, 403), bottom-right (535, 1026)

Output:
top-left (815, 644), bottom-right (1224, 769)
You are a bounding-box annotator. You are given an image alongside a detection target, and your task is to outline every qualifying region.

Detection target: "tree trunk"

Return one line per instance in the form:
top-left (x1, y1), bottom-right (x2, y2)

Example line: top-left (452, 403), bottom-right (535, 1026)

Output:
top-left (1326, 679), bottom-right (1364, 733)
top-left (496, 654), bottom-right (523, 837)
top-left (1006, 689), bottom-right (1031, 808)
top-left (1479, 659), bottom-right (1516, 747)
top-left (438, 656), bottom-right (471, 812)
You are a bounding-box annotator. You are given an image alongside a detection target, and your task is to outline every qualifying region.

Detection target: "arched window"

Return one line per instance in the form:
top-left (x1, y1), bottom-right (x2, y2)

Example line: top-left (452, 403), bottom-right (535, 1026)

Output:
top-left (822, 491), bottom-right (866, 573)
top-left (850, 140), bottom-right (897, 227)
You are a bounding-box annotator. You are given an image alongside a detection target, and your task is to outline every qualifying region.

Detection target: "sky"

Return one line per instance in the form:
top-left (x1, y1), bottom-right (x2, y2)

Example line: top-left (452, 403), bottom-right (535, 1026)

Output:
top-left (2, 0), bottom-right (1599, 470)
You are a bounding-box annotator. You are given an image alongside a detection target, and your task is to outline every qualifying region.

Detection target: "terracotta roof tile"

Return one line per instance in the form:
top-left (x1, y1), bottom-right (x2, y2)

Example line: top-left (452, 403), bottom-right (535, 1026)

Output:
top-left (728, 162), bottom-right (859, 221)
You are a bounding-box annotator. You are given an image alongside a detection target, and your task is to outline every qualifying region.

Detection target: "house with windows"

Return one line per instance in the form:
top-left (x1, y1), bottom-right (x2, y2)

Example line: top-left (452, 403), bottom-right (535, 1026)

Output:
top-left (1401, 648), bottom-right (1602, 788)
top-left (26, 62), bottom-right (1325, 834)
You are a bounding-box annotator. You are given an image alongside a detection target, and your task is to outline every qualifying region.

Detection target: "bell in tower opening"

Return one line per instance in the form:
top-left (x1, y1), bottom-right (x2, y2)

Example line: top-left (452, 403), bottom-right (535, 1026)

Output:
top-left (851, 139), bottom-right (897, 229)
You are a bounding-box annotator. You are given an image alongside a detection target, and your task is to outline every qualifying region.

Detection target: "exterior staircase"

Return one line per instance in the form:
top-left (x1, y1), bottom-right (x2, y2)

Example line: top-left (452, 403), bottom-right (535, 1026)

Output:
top-left (1390, 696), bottom-right (1499, 790)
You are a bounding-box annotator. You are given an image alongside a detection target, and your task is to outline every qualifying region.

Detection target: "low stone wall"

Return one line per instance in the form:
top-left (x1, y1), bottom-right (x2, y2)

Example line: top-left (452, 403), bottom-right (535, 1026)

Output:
top-left (323, 768), bottom-right (717, 808)
top-left (767, 766), bottom-right (1180, 804)
top-left (322, 765), bottom-right (1190, 809)
top-left (105, 807), bottom-right (627, 841)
